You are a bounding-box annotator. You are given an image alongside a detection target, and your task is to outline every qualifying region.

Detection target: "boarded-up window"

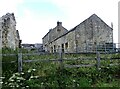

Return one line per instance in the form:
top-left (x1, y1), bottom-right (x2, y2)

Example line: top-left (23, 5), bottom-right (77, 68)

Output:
top-left (54, 45), bottom-right (56, 53)
top-left (61, 44), bottom-right (64, 53)
top-left (51, 47), bottom-right (53, 53)
top-left (65, 42), bottom-right (68, 49)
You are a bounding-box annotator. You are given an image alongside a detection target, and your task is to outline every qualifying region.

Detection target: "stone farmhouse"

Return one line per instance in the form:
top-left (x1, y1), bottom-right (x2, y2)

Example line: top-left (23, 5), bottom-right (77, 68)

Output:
top-left (0, 13), bottom-right (21, 50)
top-left (42, 14), bottom-right (113, 53)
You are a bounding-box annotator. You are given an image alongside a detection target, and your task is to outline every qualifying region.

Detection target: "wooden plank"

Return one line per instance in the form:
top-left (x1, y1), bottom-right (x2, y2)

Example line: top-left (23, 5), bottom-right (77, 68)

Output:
top-left (22, 53), bottom-right (50, 56)
top-left (109, 63), bottom-right (119, 66)
top-left (64, 57), bottom-right (95, 61)
top-left (2, 54), bottom-right (17, 56)
top-left (64, 64), bottom-right (95, 68)
top-left (22, 57), bottom-right (120, 63)
top-left (1, 61), bottom-right (17, 63)
top-left (23, 59), bottom-right (61, 63)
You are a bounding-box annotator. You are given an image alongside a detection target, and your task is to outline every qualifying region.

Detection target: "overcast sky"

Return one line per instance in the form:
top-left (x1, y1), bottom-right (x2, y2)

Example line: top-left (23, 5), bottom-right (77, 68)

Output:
top-left (0, 0), bottom-right (119, 44)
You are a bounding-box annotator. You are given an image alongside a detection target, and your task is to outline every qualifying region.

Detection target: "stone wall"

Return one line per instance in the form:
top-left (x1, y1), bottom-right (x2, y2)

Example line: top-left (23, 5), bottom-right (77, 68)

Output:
top-left (0, 13), bottom-right (20, 49)
top-left (42, 21), bottom-right (68, 52)
top-left (75, 14), bottom-right (113, 52)
top-left (43, 14), bottom-right (113, 53)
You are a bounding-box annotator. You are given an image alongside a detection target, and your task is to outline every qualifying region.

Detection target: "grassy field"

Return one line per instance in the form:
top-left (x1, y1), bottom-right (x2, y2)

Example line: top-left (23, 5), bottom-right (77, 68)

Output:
top-left (2, 49), bottom-right (120, 87)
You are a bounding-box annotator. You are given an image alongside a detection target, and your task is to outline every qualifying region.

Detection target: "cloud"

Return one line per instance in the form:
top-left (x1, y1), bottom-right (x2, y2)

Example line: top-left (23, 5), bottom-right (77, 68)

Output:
top-left (17, 0), bottom-right (119, 43)
top-left (49, 0), bottom-right (119, 43)
top-left (0, 0), bottom-right (118, 43)
top-left (0, 0), bottom-right (23, 16)
top-left (17, 8), bottom-right (59, 43)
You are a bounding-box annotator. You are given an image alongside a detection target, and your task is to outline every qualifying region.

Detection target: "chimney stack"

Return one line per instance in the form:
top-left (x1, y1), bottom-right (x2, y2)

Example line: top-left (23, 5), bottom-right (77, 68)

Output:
top-left (57, 21), bottom-right (62, 26)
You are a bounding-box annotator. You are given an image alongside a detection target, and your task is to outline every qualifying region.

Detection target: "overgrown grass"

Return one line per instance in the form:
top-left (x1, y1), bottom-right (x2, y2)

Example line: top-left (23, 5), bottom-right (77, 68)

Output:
top-left (2, 48), bottom-right (29, 84)
top-left (2, 49), bottom-right (120, 87)
top-left (3, 64), bottom-right (120, 87)
top-left (20, 52), bottom-right (120, 87)
top-left (2, 48), bottom-right (18, 83)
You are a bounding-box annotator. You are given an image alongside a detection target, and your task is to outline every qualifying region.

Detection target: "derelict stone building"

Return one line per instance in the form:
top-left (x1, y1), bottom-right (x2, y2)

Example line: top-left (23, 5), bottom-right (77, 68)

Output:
top-left (0, 13), bottom-right (21, 49)
top-left (42, 14), bottom-right (113, 53)
top-left (42, 22), bottom-right (68, 52)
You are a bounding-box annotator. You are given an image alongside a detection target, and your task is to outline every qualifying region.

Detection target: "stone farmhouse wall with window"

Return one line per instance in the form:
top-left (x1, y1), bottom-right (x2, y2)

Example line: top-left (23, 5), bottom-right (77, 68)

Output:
top-left (42, 14), bottom-right (113, 53)
top-left (42, 22), bottom-right (68, 52)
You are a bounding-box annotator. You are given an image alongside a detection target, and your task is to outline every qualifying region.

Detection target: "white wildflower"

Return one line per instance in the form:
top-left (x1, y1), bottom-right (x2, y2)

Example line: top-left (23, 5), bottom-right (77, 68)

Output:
top-left (8, 83), bottom-right (13, 86)
top-left (17, 80), bottom-right (21, 82)
top-left (26, 86), bottom-right (29, 87)
top-left (28, 69), bottom-right (32, 73)
top-left (0, 77), bottom-right (5, 79)
top-left (10, 85), bottom-right (14, 87)
top-left (16, 85), bottom-right (19, 87)
top-left (21, 72), bottom-right (24, 75)
top-left (9, 79), bottom-right (14, 82)
top-left (41, 82), bottom-right (44, 85)
top-left (32, 69), bottom-right (36, 71)
top-left (5, 82), bottom-right (8, 85)
top-left (34, 76), bottom-right (39, 78)
top-left (15, 73), bottom-right (20, 76)
top-left (17, 77), bottom-right (25, 80)
top-left (0, 82), bottom-right (3, 84)
top-left (98, 68), bottom-right (101, 70)
top-left (30, 76), bottom-right (34, 79)
top-left (73, 79), bottom-right (76, 82)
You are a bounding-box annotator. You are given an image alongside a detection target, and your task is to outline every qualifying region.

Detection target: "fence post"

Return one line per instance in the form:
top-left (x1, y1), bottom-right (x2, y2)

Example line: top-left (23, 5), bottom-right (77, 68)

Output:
top-left (18, 53), bottom-right (22, 73)
top-left (96, 52), bottom-right (100, 70)
top-left (59, 49), bottom-right (63, 70)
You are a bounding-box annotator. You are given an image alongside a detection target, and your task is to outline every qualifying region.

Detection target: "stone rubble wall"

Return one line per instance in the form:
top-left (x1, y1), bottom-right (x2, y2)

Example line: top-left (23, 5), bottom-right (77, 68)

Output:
top-left (0, 13), bottom-right (20, 49)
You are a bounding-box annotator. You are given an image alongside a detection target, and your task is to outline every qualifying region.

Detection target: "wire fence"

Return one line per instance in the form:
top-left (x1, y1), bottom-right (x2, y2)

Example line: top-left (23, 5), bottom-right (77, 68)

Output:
top-left (46, 43), bottom-right (120, 54)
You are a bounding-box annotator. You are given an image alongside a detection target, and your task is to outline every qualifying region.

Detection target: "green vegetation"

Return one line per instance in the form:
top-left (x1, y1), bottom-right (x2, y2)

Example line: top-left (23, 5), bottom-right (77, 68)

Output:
top-left (2, 48), bottom-right (18, 83)
top-left (1, 48), bottom-right (120, 87)
top-left (2, 64), bottom-right (120, 87)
